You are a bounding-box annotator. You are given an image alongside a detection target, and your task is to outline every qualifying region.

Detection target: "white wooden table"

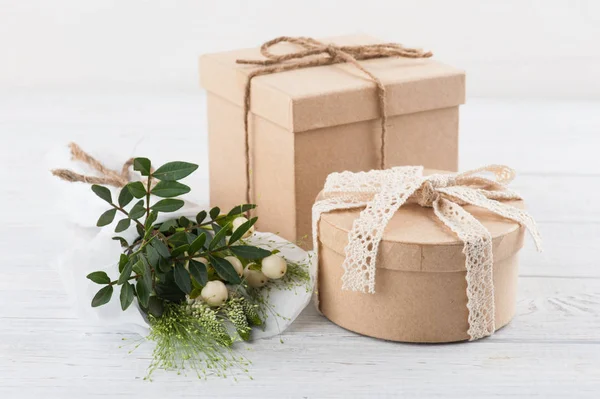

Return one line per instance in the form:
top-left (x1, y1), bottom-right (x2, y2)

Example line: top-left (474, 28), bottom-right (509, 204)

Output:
top-left (1, 92), bottom-right (599, 398)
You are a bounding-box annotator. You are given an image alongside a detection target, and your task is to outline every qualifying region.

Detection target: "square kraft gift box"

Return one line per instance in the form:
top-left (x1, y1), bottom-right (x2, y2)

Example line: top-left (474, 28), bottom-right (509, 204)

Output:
top-left (200, 35), bottom-right (465, 247)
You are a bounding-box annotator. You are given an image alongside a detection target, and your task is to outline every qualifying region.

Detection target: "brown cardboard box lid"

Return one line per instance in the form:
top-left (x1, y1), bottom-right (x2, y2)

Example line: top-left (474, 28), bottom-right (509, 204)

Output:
top-left (318, 192), bottom-right (525, 273)
top-left (200, 34), bottom-right (465, 133)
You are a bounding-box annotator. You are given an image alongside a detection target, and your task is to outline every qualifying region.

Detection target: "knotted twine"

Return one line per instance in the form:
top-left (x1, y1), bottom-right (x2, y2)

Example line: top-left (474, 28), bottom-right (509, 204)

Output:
top-left (312, 165), bottom-right (543, 340)
top-left (51, 143), bottom-right (148, 187)
top-left (236, 36), bottom-right (433, 205)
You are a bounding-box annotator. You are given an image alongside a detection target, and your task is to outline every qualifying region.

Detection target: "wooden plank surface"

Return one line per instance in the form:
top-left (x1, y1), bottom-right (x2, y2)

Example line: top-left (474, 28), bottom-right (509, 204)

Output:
top-left (1, 92), bottom-right (599, 398)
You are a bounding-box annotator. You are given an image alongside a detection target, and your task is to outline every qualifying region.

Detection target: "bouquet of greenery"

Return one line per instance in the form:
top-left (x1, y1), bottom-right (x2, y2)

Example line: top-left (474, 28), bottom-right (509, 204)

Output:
top-left (52, 145), bottom-right (312, 379)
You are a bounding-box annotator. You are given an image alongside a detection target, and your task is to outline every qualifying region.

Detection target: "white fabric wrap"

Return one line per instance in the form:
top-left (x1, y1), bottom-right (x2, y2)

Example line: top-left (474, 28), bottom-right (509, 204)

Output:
top-left (312, 165), bottom-right (542, 341)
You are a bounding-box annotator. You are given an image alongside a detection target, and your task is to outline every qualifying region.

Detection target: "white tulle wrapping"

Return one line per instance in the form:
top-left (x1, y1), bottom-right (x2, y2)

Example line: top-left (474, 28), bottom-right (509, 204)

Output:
top-left (46, 145), bottom-right (313, 340)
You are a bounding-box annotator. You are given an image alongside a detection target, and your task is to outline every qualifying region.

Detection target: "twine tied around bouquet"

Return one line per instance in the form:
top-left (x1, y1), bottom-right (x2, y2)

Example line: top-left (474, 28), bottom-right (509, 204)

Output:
top-left (236, 36), bottom-right (433, 204)
top-left (312, 165), bottom-right (543, 340)
top-left (51, 143), bottom-right (149, 187)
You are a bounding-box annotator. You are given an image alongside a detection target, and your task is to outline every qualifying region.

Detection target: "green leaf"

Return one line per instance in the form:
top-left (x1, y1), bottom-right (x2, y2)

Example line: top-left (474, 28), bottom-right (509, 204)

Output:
top-left (230, 245), bottom-right (271, 260)
top-left (129, 200), bottom-right (146, 220)
top-left (143, 227), bottom-right (153, 242)
top-left (186, 232), bottom-right (197, 244)
top-left (145, 245), bottom-right (160, 268)
top-left (200, 228), bottom-right (213, 249)
top-left (87, 271), bottom-right (111, 285)
top-left (171, 245), bottom-right (189, 258)
top-left (151, 181), bottom-right (190, 198)
top-left (145, 210), bottom-right (158, 229)
top-left (157, 257), bottom-right (172, 273)
top-left (167, 231), bottom-right (189, 248)
top-left (91, 185), bottom-right (112, 203)
top-left (154, 271), bottom-right (185, 302)
top-left (188, 233), bottom-right (207, 255)
top-left (97, 208), bottom-right (117, 227)
top-left (120, 283), bottom-right (134, 311)
top-left (118, 260), bottom-right (134, 285)
top-left (189, 260), bottom-right (208, 286)
top-left (191, 276), bottom-right (203, 289)
top-left (151, 199), bottom-right (185, 212)
top-left (229, 217), bottom-right (257, 245)
top-left (147, 296), bottom-right (164, 317)
top-left (196, 210), bottom-right (207, 224)
top-left (152, 161), bottom-right (198, 181)
top-left (136, 223), bottom-right (145, 237)
top-left (209, 207), bottom-right (220, 220)
top-left (209, 222), bottom-right (231, 250)
top-left (209, 255), bottom-right (241, 284)
top-left (133, 157), bottom-right (151, 176)
top-left (132, 258), bottom-right (145, 275)
top-left (91, 285), bottom-right (114, 307)
top-left (127, 181), bottom-right (146, 199)
top-left (112, 236), bottom-right (129, 248)
top-left (151, 239), bottom-right (171, 258)
top-left (142, 256), bottom-right (153, 289)
top-left (227, 204), bottom-right (256, 217)
top-left (179, 216), bottom-right (191, 228)
top-left (118, 186), bottom-right (134, 207)
top-left (136, 278), bottom-right (150, 307)
top-left (158, 219), bottom-right (178, 233)
top-left (114, 218), bottom-right (131, 233)
top-left (174, 263), bottom-right (192, 294)
top-left (118, 254), bottom-right (129, 273)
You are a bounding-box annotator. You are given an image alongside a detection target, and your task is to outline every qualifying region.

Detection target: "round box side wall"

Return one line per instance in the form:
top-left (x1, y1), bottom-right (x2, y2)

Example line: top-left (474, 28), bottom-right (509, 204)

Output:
top-left (317, 246), bottom-right (519, 343)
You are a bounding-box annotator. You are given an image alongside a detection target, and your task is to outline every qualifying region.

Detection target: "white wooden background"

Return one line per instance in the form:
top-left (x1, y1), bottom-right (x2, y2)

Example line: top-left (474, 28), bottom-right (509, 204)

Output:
top-left (1, 92), bottom-right (600, 398)
top-left (2, 1), bottom-right (600, 100)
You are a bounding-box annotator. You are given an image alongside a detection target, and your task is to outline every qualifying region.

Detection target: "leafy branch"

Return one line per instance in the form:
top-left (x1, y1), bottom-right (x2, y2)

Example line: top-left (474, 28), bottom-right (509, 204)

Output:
top-left (59, 148), bottom-right (313, 379)
top-left (86, 157), bottom-right (273, 317)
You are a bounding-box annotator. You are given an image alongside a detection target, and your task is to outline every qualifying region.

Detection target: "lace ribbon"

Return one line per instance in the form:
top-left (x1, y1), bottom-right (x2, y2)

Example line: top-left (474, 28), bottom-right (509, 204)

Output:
top-left (312, 165), bottom-right (542, 340)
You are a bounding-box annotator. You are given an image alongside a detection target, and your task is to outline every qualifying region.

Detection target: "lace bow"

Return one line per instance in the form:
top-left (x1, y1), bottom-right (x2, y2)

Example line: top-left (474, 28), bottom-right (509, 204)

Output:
top-left (312, 165), bottom-right (542, 340)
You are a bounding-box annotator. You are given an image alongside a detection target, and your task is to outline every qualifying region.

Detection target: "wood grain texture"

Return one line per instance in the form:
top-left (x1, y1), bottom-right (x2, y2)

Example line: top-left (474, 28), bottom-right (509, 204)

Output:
top-left (1, 93), bottom-right (599, 398)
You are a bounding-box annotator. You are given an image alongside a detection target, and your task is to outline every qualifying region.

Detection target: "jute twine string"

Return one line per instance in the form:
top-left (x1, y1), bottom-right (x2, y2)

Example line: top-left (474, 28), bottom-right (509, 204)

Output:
top-left (236, 36), bottom-right (433, 205)
top-left (51, 142), bottom-right (149, 187)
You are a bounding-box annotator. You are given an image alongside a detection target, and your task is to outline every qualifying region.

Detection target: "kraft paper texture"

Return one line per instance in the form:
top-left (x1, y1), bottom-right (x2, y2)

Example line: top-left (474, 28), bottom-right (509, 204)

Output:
top-left (316, 196), bottom-right (526, 342)
top-left (200, 34), bottom-right (465, 247)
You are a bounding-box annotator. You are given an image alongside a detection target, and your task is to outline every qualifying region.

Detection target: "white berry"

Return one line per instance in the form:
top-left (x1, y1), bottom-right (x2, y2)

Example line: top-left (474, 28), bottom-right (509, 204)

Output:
top-left (243, 264), bottom-right (268, 288)
top-left (232, 216), bottom-right (254, 238)
top-left (201, 280), bottom-right (228, 306)
top-left (261, 254), bottom-right (287, 279)
top-left (224, 256), bottom-right (244, 276)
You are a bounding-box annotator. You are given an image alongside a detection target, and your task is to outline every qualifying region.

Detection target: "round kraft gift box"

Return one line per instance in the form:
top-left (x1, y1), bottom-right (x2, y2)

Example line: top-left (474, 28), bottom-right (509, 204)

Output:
top-left (316, 195), bottom-right (526, 343)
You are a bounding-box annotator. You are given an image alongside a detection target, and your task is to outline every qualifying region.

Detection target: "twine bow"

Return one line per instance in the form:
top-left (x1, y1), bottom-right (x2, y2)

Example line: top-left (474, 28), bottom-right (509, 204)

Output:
top-left (312, 165), bottom-right (542, 340)
top-left (236, 36), bottom-right (433, 205)
top-left (51, 143), bottom-right (150, 187)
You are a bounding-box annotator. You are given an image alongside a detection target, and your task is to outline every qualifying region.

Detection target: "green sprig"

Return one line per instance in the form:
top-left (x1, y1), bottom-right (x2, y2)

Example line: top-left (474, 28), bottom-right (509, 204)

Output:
top-left (85, 156), bottom-right (313, 379)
